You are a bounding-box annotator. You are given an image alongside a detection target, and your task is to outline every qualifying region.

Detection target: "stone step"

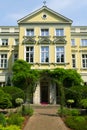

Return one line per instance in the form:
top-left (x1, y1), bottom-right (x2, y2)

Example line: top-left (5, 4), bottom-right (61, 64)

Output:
top-left (30, 104), bottom-right (60, 109)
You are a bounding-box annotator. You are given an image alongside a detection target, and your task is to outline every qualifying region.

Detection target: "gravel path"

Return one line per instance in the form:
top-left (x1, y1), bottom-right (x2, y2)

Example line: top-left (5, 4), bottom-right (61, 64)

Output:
top-left (23, 106), bottom-right (70, 130)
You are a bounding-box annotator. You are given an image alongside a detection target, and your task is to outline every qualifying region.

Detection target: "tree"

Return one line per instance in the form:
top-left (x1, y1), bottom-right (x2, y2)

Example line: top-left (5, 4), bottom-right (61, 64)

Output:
top-left (12, 59), bottom-right (39, 103)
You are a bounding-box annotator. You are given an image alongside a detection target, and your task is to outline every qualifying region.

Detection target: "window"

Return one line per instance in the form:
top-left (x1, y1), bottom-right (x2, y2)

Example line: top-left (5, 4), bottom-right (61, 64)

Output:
top-left (71, 39), bottom-right (75, 46)
top-left (26, 29), bottom-right (34, 36)
top-left (14, 53), bottom-right (18, 62)
top-left (41, 46), bottom-right (49, 63)
top-left (72, 54), bottom-right (76, 68)
top-left (81, 39), bottom-right (87, 46)
top-left (0, 54), bottom-right (7, 68)
top-left (1, 39), bottom-right (8, 46)
top-left (55, 29), bottom-right (64, 36)
top-left (25, 46), bottom-right (34, 63)
top-left (14, 39), bottom-right (19, 45)
top-left (82, 54), bottom-right (87, 68)
top-left (56, 46), bottom-right (64, 63)
top-left (41, 29), bottom-right (49, 36)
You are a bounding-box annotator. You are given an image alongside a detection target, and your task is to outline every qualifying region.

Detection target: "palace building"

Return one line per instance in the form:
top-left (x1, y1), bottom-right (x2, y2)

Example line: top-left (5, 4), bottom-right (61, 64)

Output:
top-left (0, 5), bottom-right (87, 104)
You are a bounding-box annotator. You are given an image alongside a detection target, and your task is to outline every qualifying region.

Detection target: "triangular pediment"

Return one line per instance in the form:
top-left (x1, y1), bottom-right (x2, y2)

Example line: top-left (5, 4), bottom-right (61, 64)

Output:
top-left (38, 37), bottom-right (52, 44)
top-left (18, 6), bottom-right (72, 24)
top-left (22, 37), bottom-right (36, 44)
top-left (53, 37), bottom-right (67, 44)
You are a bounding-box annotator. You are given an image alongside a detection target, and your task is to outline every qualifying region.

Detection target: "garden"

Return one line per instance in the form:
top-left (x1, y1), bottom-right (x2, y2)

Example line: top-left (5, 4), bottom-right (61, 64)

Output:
top-left (0, 59), bottom-right (87, 130)
top-left (0, 86), bottom-right (34, 130)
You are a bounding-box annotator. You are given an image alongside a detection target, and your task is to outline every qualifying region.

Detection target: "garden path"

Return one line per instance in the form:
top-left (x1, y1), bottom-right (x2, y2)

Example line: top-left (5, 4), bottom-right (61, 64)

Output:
top-left (23, 105), bottom-right (71, 130)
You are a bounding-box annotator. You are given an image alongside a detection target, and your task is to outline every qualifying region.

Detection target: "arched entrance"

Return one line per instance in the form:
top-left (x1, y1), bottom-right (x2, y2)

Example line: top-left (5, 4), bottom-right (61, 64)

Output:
top-left (40, 80), bottom-right (49, 104)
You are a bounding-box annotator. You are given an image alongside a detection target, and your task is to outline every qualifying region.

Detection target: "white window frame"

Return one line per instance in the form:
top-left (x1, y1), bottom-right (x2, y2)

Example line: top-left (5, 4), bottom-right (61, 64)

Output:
top-left (40, 45), bottom-right (49, 63)
top-left (0, 53), bottom-right (8, 68)
top-left (82, 54), bottom-right (87, 68)
top-left (13, 53), bottom-right (18, 63)
top-left (24, 45), bottom-right (34, 63)
top-left (55, 46), bottom-right (65, 63)
top-left (40, 28), bottom-right (49, 36)
top-left (72, 54), bottom-right (76, 68)
top-left (14, 39), bottom-right (19, 46)
top-left (25, 28), bottom-right (34, 36)
top-left (71, 39), bottom-right (75, 46)
top-left (81, 39), bottom-right (87, 46)
top-left (55, 28), bottom-right (64, 36)
top-left (1, 39), bottom-right (8, 46)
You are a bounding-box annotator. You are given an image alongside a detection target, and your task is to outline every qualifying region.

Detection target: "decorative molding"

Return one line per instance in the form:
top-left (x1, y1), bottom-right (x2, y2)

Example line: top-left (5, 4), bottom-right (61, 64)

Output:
top-left (53, 36), bottom-right (67, 44)
top-left (38, 36), bottom-right (52, 44)
top-left (22, 36), bottom-right (36, 44)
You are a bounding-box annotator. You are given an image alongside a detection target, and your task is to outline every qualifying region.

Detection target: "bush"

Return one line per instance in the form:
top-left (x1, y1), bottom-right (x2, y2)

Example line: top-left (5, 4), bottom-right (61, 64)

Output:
top-left (0, 113), bottom-right (6, 127)
top-left (58, 107), bottom-right (80, 116)
top-left (0, 125), bottom-right (21, 130)
top-left (65, 116), bottom-right (87, 130)
top-left (0, 89), bottom-right (12, 109)
top-left (7, 113), bottom-right (24, 126)
top-left (80, 99), bottom-right (87, 109)
top-left (15, 98), bottom-right (24, 106)
top-left (65, 85), bottom-right (87, 107)
top-left (21, 105), bottom-right (34, 116)
top-left (2, 86), bottom-right (25, 107)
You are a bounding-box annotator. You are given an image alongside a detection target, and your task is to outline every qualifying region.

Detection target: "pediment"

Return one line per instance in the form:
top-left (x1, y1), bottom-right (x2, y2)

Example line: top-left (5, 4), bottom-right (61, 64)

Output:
top-left (53, 38), bottom-right (67, 44)
top-left (22, 37), bottom-right (36, 44)
top-left (18, 6), bottom-right (72, 24)
top-left (38, 37), bottom-right (52, 44)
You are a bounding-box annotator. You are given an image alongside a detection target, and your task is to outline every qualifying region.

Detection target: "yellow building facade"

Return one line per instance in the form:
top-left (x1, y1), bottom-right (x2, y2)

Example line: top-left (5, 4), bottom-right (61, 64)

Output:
top-left (0, 6), bottom-right (87, 104)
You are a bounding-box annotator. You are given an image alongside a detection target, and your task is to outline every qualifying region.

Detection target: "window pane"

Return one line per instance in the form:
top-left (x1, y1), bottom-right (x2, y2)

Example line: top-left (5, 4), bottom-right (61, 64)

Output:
top-left (26, 29), bottom-right (34, 36)
top-left (41, 46), bottom-right (49, 63)
top-left (41, 29), bottom-right (49, 36)
top-left (0, 54), bottom-right (7, 68)
top-left (26, 46), bottom-right (34, 63)
top-left (81, 39), bottom-right (87, 46)
top-left (82, 54), bottom-right (87, 68)
top-left (56, 29), bottom-right (64, 36)
top-left (71, 39), bottom-right (75, 46)
top-left (56, 46), bottom-right (64, 63)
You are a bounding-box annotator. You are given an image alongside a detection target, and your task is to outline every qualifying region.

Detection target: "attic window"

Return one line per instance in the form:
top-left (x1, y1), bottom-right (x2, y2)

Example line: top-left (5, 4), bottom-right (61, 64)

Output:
top-left (42, 14), bottom-right (47, 19)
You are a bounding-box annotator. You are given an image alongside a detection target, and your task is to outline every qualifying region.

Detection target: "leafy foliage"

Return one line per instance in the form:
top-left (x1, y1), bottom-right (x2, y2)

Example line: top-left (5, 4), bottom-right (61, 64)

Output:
top-left (80, 99), bottom-right (87, 109)
top-left (15, 98), bottom-right (24, 106)
top-left (21, 104), bottom-right (34, 116)
top-left (12, 60), bottom-right (39, 102)
top-left (0, 125), bottom-right (21, 130)
top-left (0, 113), bottom-right (6, 127)
top-left (0, 89), bottom-right (12, 109)
top-left (58, 107), bottom-right (80, 116)
top-left (65, 86), bottom-right (87, 107)
top-left (65, 116), bottom-right (87, 130)
top-left (7, 113), bottom-right (24, 126)
top-left (2, 86), bottom-right (25, 107)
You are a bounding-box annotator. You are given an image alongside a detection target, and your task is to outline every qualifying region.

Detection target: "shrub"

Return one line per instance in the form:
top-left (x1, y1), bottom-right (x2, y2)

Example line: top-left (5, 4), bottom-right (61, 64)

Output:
top-left (0, 113), bottom-right (6, 127)
top-left (65, 116), bottom-right (87, 130)
top-left (67, 99), bottom-right (74, 108)
top-left (15, 98), bottom-right (24, 106)
top-left (58, 107), bottom-right (80, 116)
top-left (21, 105), bottom-right (34, 116)
top-left (2, 86), bottom-right (25, 107)
top-left (80, 99), bottom-right (87, 109)
top-left (0, 89), bottom-right (12, 109)
top-left (0, 125), bottom-right (21, 130)
top-left (7, 113), bottom-right (24, 126)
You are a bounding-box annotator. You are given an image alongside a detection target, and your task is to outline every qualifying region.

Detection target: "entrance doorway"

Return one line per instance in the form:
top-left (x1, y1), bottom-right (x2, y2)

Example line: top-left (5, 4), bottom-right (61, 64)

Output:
top-left (40, 81), bottom-right (49, 104)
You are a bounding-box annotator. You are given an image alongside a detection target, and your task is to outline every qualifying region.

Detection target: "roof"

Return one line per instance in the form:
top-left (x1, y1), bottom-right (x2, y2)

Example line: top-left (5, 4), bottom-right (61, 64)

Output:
top-left (17, 6), bottom-right (73, 24)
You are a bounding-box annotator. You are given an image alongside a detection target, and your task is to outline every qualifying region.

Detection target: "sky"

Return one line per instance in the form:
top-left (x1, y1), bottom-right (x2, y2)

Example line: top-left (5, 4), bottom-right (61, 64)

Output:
top-left (0, 0), bottom-right (87, 26)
